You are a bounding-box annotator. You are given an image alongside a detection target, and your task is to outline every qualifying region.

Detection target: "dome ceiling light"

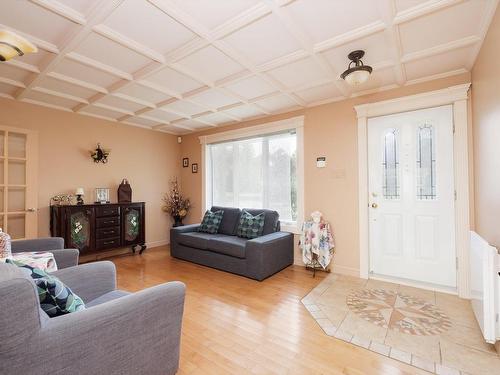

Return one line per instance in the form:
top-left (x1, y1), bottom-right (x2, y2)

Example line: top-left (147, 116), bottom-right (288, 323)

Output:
top-left (340, 50), bottom-right (372, 86)
top-left (0, 30), bottom-right (37, 62)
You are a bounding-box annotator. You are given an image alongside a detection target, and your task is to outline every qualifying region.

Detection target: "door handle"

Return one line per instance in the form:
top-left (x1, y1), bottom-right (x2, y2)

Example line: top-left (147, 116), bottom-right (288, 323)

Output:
top-left (371, 203), bottom-right (378, 208)
top-left (27, 208), bottom-right (36, 212)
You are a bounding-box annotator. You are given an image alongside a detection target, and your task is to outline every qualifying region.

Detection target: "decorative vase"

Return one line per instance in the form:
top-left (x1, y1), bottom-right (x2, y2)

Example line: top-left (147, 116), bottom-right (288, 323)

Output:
top-left (0, 228), bottom-right (12, 260)
top-left (173, 215), bottom-right (184, 227)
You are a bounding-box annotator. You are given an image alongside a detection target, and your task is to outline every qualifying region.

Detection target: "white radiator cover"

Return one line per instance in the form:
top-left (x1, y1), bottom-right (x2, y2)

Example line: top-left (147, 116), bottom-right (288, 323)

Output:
top-left (470, 231), bottom-right (500, 344)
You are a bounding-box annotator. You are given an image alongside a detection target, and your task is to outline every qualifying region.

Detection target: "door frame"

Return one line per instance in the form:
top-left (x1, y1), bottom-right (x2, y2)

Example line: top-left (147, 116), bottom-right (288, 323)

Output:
top-left (354, 83), bottom-right (471, 298)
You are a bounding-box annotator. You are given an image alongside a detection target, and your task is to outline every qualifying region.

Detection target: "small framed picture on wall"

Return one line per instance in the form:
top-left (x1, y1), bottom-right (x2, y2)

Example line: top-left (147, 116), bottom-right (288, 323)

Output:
top-left (182, 158), bottom-right (189, 168)
top-left (192, 163), bottom-right (198, 173)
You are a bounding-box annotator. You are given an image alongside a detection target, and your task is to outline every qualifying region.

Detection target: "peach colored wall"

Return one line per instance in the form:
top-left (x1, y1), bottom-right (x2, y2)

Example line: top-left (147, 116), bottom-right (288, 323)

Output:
top-left (0, 98), bottom-right (181, 246)
top-left (471, 6), bottom-right (500, 248)
top-left (180, 72), bottom-right (472, 276)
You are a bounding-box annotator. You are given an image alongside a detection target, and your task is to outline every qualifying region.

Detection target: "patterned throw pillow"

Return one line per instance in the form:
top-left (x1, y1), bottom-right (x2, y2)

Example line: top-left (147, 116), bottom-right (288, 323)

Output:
top-left (6, 259), bottom-right (85, 317)
top-left (198, 210), bottom-right (224, 234)
top-left (237, 210), bottom-right (265, 239)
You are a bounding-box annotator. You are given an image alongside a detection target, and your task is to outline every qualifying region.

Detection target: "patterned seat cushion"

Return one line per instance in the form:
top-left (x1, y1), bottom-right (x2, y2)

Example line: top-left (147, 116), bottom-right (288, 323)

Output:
top-left (6, 259), bottom-right (85, 317)
top-left (236, 210), bottom-right (265, 239)
top-left (198, 210), bottom-right (224, 234)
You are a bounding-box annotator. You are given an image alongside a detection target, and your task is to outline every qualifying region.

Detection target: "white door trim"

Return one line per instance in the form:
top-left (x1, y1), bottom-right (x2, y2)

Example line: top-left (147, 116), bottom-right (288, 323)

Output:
top-left (354, 83), bottom-right (471, 298)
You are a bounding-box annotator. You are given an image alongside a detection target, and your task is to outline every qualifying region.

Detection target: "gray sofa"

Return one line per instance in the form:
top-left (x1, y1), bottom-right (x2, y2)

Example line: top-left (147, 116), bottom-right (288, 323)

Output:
top-left (170, 207), bottom-right (294, 281)
top-left (0, 242), bottom-right (186, 375)
top-left (12, 237), bottom-right (80, 269)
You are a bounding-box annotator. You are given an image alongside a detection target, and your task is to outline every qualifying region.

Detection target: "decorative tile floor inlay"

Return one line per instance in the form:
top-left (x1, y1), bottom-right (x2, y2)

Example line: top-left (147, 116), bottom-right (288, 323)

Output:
top-left (346, 288), bottom-right (452, 336)
top-left (302, 274), bottom-right (500, 375)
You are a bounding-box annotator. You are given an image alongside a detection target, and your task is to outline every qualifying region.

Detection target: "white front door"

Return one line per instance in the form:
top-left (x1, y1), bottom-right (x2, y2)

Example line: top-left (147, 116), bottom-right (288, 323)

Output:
top-left (368, 105), bottom-right (456, 288)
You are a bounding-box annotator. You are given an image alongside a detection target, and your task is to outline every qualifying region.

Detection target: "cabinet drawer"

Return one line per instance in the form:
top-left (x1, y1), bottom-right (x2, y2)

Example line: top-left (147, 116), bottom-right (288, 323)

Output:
top-left (96, 237), bottom-right (121, 250)
top-left (96, 206), bottom-right (120, 217)
top-left (96, 216), bottom-right (120, 228)
top-left (96, 226), bottom-right (120, 239)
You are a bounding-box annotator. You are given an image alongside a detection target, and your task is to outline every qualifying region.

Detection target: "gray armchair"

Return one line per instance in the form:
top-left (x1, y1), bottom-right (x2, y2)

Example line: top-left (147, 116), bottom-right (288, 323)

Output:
top-left (0, 261), bottom-right (186, 375)
top-left (12, 237), bottom-right (79, 269)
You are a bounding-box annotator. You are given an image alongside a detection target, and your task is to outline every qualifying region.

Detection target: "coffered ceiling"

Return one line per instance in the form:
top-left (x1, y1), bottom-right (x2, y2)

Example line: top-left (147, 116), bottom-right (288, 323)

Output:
top-left (0, 0), bottom-right (497, 134)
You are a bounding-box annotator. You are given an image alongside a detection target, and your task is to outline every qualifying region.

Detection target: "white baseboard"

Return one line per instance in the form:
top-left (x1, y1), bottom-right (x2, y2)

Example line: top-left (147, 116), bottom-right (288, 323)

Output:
top-left (146, 240), bottom-right (169, 248)
top-left (331, 264), bottom-right (360, 277)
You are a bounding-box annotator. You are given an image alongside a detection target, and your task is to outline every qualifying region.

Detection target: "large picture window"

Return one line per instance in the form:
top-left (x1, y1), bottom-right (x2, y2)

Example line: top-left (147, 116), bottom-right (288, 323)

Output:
top-left (202, 117), bottom-right (304, 230)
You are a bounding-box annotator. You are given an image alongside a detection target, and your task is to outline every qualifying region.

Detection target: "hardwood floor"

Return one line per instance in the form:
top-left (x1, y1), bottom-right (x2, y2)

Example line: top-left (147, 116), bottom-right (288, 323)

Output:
top-left (112, 246), bottom-right (429, 375)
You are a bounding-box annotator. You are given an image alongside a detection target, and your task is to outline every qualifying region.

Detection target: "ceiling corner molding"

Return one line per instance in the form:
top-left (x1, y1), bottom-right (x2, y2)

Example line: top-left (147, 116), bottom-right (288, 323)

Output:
top-left (354, 82), bottom-right (471, 118)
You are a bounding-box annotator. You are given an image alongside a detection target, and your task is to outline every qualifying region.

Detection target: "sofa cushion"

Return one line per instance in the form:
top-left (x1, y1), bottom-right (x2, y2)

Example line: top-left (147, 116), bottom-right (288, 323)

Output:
top-left (198, 210), bottom-right (224, 234)
top-left (237, 210), bottom-right (265, 239)
top-left (211, 206), bottom-right (241, 235)
top-left (177, 232), bottom-right (221, 250)
top-left (6, 259), bottom-right (85, 317)
top-left (207, 236), bottom-right (247, 259)
top-left (242, 208), bottom-right (280, 235)
top-left (86, 290), bottom-right (130, 308)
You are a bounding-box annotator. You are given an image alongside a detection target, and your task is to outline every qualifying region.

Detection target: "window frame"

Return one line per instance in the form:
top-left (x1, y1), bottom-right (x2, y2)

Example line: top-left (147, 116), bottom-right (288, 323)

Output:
top-left (199, 116), bottom-right (304, 234)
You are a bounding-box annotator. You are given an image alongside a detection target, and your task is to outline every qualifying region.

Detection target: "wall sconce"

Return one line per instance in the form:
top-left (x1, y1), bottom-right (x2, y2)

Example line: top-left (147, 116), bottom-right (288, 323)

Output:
top-left (90, 143), bottom-right (110, 164)
top-left (0, 30), bottom-right (37, 62)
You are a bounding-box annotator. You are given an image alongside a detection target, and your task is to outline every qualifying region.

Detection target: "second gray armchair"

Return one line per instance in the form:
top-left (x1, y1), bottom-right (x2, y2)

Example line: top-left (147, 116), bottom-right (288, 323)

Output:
top-left (0, 260), bottom-right (186, 375)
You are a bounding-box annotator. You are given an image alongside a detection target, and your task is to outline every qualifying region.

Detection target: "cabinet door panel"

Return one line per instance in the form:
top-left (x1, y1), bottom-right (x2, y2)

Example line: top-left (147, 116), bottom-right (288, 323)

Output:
top-left (122, 203), bottom-right (144, 246)
top-left (65, 207), bottom-right (95, 254)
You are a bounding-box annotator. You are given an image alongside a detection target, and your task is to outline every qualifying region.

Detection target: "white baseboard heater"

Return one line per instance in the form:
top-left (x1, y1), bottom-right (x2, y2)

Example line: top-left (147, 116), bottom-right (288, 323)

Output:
top-left (470, 231), bottom-right (500, 344)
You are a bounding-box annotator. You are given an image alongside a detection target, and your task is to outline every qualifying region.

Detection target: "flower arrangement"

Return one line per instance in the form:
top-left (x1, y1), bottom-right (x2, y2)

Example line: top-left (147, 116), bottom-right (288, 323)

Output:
top-left (162, 178), bottom-right (191, 226)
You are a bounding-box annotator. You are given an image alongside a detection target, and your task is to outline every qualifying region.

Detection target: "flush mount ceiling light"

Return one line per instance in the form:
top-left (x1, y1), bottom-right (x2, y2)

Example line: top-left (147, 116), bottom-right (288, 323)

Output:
top-left (0, 30), bottom-right (37, 62)
top-left (340, 50), bottom-right (372, 86)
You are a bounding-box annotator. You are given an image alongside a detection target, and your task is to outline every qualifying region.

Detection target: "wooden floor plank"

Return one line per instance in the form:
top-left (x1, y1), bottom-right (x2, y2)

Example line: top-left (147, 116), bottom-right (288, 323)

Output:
top-left (112, 246), bottom-right (430, 375)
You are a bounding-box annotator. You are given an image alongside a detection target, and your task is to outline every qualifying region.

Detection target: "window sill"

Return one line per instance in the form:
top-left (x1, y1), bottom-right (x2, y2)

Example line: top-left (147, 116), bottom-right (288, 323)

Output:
top-left (281, 224), bottom-right (301, 235)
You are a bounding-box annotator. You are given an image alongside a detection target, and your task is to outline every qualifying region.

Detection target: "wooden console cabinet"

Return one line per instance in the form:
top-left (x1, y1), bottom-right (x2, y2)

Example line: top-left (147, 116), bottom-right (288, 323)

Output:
top-left (50, 202), bottom-right (146, 255)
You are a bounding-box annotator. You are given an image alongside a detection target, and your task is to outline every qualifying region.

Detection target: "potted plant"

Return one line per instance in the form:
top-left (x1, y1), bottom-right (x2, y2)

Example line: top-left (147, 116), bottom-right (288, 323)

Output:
top-left (162, 178), bottom-right (191, 227)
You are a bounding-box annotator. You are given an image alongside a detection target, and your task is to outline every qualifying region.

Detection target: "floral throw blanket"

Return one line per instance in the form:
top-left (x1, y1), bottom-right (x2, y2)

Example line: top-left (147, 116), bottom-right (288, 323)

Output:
top-left (1, 251), bottom-right (58, 272)
top-left (300, 221), bottom-right (335, 269)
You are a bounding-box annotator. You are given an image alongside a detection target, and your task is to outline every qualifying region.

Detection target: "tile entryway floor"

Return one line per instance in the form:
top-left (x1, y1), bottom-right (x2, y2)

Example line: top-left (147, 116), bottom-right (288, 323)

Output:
top-left (302, 274), bottom-right (500, 375)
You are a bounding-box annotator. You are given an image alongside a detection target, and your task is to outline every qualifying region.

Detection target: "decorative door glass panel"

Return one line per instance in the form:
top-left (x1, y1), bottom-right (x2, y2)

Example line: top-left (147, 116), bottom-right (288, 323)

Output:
top-left (125, 208), bottom-right (139, 242)
top-left (8, 160), bottom-right (26, 185)
top-left (416, 125), bottom-right (436, 200)
top-left (8, 214), bottom-right (25, 239)
top-left (70, 211), bottom-right (90, 249)
top-left (382, 129), bottom-right (400, 199)
top-left (8, 132), bottom-right (26, 158)
top-left (8, 188), bottom-right (25, 212)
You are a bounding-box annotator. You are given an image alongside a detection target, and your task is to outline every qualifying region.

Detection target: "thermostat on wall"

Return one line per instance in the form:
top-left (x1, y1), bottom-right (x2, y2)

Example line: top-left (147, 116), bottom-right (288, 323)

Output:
top-left (316, 157), bottom-right (326, 168)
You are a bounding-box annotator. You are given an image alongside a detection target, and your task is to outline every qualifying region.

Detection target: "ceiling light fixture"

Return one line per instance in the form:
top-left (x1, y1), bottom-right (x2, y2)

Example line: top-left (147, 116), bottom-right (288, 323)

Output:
top-left (0, 30), bottom-right (37, 62)
top-left (340, 50), bottom-right (372, 86)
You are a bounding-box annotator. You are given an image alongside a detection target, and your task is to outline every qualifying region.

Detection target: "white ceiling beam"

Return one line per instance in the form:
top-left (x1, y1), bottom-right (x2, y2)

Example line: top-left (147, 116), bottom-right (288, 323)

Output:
top-left (30, 0), bottom-right (87, 25)
top-left (79, 111), bottom-right (117, 122)
top-left (16, 0), bottom-right (125, 101)
top-left (210, 3), bottom-right (271, 40)
top-left (47, 72), bottom-right (108, 94)
top-left (401, 35), bottom-right (482, 63)
top-left (266, 1), bottom-right (350, 99)
top-left (111, 93), bottom-right (156, 109)
top-left (377, 0), bottom-right (406, 85)
top-left (92, 24), bottom-right (165, 63)
top-left (32, 86), bottom-right (88, 104)
top-left (0, 77), bottom-right (25, 89)
top-left (393, 0), bottom-right (465, 25)
top-left (21, 98), bottom-right (72, 112)
top-left (0, 23), bottom-right (59, 53)
top-left (313, 21), bottom-right (386, 54)
top-left (65, 52), bottom-right (132, 80)
top-left (92, 102), bottom-right (135, 116)
top-left (5, 60), bottom-right (41, 74)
